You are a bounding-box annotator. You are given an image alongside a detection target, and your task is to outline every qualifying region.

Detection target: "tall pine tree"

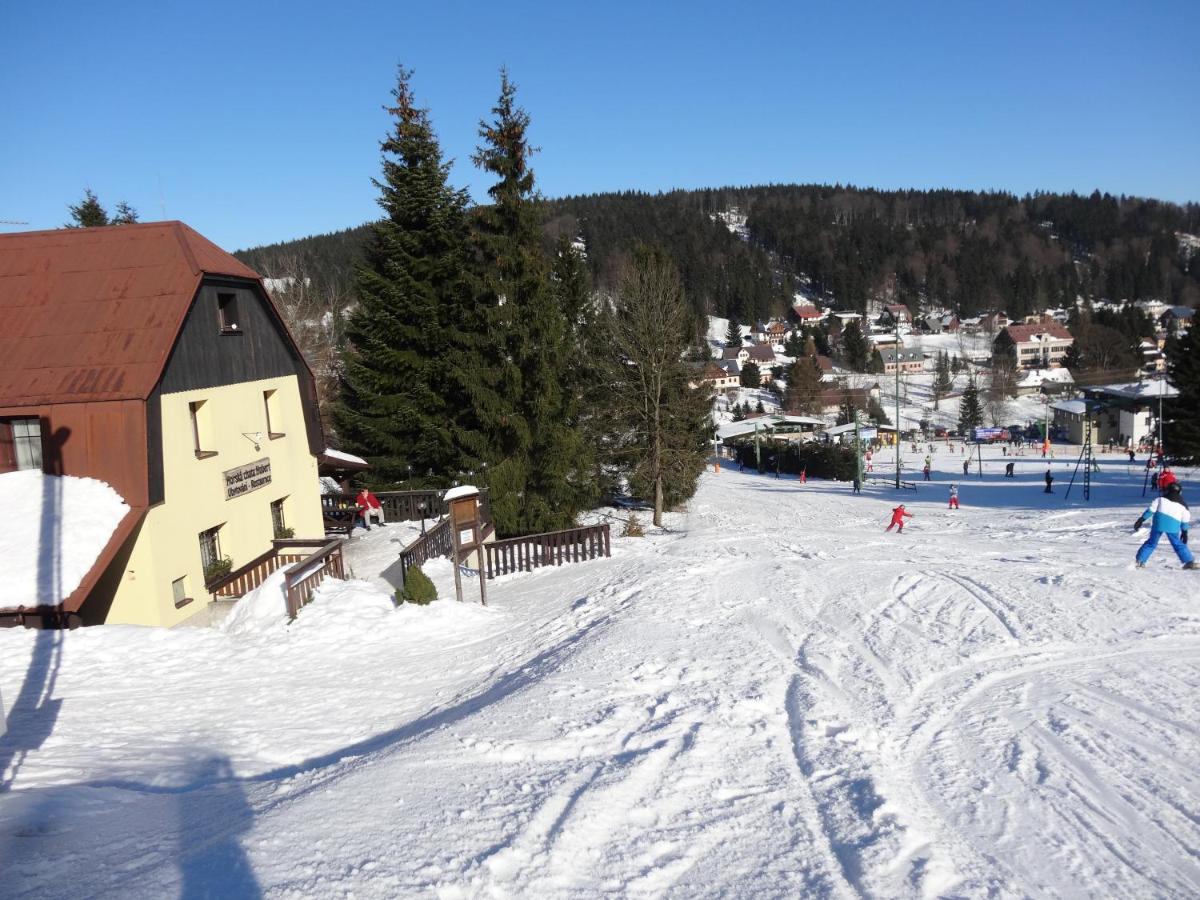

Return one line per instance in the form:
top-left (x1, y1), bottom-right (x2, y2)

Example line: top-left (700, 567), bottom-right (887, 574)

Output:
top-left (336, 66), bottom-right (472, 485)
top-left (469, 70), bottom-right (589, 535)
top-left (1164, 324), bottom-right (1200, 463)
top-left (958, 377), bottom-right (984, 434)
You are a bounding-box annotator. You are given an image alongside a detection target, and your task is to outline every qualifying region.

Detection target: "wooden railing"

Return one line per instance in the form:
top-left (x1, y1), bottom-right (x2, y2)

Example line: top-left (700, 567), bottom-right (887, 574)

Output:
top-left (324, 488), bottom-right (491, 527)
top-left (206, 537), bottom-right (345, 619)
top-left (397, 519), bottom-right (453, 584)
top-left (484, 524), bottom-right (610, 580)
top-left (283, 540), bottom-right (346, 618)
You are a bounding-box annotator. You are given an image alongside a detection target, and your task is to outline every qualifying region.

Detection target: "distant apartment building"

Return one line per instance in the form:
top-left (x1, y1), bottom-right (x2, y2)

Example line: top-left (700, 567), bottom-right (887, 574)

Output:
top-left (995, 323), bottom-right (1074, 369)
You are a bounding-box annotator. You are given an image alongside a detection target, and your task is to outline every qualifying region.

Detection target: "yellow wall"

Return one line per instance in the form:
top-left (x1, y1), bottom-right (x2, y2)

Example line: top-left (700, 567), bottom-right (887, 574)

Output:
top-left (105, 375), bottom-right (323, 626)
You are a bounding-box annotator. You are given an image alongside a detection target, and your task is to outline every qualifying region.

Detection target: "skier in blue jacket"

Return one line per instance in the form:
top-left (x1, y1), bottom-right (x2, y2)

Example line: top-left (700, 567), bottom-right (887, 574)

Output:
top-left (1134, 482), bottom-right (1195, 569)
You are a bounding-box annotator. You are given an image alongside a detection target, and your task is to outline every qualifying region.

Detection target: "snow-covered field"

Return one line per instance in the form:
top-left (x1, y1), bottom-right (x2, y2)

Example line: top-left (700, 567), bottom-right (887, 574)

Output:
top-left (2, 447), bottom-right (1199, 897)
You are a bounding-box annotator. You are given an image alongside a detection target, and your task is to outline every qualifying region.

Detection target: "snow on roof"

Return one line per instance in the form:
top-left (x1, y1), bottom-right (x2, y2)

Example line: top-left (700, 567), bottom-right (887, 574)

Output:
top-left (1, 470), bottom-right (130, 608)
top-left (1051, 400), bottom-right (1088, 415)
top-left (322, 448), bottom-right (369, 467)
top-left (1089, 380), bottom-right (1179, 401)
top-left (443, 485), bottom-right (480, 502)
top-left (1017, 368), bottom-right (1074, 387)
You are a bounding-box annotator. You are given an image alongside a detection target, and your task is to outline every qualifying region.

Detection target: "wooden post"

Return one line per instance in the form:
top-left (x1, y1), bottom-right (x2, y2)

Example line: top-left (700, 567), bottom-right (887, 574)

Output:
top-left (450, 522), bottom-right (464, 603)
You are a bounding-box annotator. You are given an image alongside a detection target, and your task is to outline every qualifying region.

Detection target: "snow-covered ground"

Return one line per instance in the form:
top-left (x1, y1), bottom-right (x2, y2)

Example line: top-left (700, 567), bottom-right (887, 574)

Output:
top-left (2, 448), bottom-right (1199, 897)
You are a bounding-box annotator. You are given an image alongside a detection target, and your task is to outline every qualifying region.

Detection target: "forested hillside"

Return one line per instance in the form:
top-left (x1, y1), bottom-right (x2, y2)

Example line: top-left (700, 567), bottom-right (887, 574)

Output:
top-left (236, 184), bottom-right (1200, 323)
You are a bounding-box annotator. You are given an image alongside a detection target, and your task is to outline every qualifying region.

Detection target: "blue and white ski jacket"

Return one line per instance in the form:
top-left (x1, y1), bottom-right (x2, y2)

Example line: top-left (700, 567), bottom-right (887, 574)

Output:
top-left (1141, 497), bottom-right (1191, 535)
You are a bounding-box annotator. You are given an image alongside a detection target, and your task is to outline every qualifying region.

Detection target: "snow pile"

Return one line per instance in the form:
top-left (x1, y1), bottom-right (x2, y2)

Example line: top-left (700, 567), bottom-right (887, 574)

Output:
top-left (288, 577), bottom-right (395, 634)
top-left (219, 566), bottom-right (293, 635)
top-left (0, 469), bottom-right (129, 607)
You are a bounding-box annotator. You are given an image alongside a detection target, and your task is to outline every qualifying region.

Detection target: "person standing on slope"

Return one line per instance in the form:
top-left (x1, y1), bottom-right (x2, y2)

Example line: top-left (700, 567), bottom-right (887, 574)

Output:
top-left (886, 504), bottom-right (913, 533)
top-left (948, 484), bottom-right (959, 509)
top-left (1134, 483), bottom-right (1195, 569)
top-left (1044, 467), bottom-right (1054, 493)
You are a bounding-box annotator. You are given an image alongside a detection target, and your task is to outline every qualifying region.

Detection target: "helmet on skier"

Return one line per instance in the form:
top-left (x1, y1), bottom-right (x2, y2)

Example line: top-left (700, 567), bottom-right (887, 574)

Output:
top-left (1166, 482), bottom-right (1182, 500)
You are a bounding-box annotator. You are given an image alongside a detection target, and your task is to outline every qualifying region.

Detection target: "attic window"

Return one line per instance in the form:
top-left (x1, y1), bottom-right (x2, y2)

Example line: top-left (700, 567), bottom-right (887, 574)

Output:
top-left (217, 292), bottom-right (241, 334)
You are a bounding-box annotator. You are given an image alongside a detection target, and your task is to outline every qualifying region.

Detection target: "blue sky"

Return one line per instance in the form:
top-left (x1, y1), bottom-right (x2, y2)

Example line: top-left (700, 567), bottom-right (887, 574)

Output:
top-left (2, 1), bottom-right (1197, 250)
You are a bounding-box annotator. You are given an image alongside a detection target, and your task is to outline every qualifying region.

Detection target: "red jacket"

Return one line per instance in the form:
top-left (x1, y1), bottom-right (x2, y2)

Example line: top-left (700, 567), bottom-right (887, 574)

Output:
top-left (889, 507), bottom-right (913, 525)
top-left (356, 491), bottom-right (382, 512)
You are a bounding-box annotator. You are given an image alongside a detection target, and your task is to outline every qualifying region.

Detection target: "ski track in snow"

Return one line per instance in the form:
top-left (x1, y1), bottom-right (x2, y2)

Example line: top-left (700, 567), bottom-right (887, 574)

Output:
top-left (2, 448), bottom-right (1200, 898)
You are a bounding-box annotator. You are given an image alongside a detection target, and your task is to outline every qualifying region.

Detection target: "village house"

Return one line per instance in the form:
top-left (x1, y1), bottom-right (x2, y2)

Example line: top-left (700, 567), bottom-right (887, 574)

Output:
top-left (692, 361), bottom-right (740, 391)
top-left (0, 222), bottom-right (326, 626)
top-left (994, 322), bottom-right (1074, 369)
top-left (721, 342), bottom-right (778, 382)
top-left (876, 342), bottom-right (924, 374)
top-left (1159, 305), bottom-right (1194, 333)
top-left (751, 319), bottom-right (791, 349)
top-left (878, 304), bottom-right (912, 330)
top-left (791, 301), bottom-right (823, 324)
top-left (818, 383), bottom-right (881, 416)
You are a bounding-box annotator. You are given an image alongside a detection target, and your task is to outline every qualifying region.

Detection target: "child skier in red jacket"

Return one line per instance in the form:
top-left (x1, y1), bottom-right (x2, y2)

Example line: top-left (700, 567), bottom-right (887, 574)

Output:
top-left (886, 504), bottom-right (913, 532)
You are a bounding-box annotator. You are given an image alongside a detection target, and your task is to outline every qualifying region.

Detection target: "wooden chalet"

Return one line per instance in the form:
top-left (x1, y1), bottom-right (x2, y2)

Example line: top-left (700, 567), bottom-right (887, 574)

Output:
top-left (0, 222), bottom-right (327, 626)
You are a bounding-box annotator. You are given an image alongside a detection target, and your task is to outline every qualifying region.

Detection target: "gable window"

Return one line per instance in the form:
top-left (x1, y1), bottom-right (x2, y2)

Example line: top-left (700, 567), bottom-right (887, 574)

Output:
top-left (189, 400), bottom-right (217, 459)
top-left (263, 389), bottom-right (284, 439)
top-left (0, 417), bottom-right (42, 472)
top-left (217, 292), bottom-right (241, 334)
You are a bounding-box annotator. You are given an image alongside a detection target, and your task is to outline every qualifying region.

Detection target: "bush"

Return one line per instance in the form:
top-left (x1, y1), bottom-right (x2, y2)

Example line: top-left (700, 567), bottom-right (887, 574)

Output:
top-left (622, 513), bottom-right (645, 537)
top-left (274, 525), bottom-right (295, 540)
top-left (399, 564), bottom-right (437, 605)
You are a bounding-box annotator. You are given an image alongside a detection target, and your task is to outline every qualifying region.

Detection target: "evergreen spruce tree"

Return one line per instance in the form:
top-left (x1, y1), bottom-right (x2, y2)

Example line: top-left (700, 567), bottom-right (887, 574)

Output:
top-left (725, 318), bottom-right (742, 347)
top-left (66, 189), bottom-right (109, 227)
top-left (336, 66), bottom-right (472, 485)
top-left (1164, 325), bottom-right (1200, 463)
top-left (111, 201), bottom-right (139, 225)
top-left (932, 351), bottom-right (952, 409)
top-left (739, 361), bottom-right (761, 387)
top-left (840, 320), bottom-right (871, 372)
top-left (469, 70), bottom-right (588, 534)
top-left (783, 356), bottom-right (823, 415)
top-left (958, 377), bottom-right (984, 434)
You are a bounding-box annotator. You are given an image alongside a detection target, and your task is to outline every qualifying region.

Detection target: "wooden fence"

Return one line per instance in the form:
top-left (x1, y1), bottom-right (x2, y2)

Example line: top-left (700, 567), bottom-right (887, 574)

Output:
top-left (322, 488), bottom-right (491, 528)
top-left (284, 540), bottom-right (346, 618)
top-left (484, 524), bottom-right (610, 580)
top-left (397, 519), bottom-right (453, 584)
top-left (207, 537), bottom-right (346, 619)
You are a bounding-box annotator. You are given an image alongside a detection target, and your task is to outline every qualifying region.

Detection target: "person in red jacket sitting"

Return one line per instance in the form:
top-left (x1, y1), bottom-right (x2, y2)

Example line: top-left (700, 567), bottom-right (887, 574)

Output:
top-left (356, 487), bottom-right (386, 530)
top-left (886, 504), bottom-right (913, 533)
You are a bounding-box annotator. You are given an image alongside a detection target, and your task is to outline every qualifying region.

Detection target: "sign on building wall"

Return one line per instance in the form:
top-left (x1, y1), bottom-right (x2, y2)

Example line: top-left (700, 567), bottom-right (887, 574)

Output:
top-left (223, 457), bottom-right (272, 500)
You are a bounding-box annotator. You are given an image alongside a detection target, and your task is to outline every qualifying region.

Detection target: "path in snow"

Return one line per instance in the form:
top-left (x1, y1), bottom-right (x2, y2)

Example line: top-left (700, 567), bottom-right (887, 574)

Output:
top-left (1, 445), bottom-right (1198, 897)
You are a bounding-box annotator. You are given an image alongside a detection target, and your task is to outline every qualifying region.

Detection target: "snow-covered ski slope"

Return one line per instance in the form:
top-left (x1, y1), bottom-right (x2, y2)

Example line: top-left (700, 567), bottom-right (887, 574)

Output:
top-left (2, 447), bottom-right (1198, 897)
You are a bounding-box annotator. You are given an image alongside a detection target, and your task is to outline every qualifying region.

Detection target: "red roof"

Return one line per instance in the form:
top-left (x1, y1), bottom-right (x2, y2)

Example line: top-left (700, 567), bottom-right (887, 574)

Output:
top-left (793, 304), bottom-right (822, 319)
top-left (0, 221), bottom-right (261, 406)
top-left (1003, 322), bottom-right (1072, 343)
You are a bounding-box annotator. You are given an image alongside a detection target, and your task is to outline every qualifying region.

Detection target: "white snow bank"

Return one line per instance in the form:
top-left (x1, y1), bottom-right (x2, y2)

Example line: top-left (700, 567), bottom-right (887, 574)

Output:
top-left (0, 469), bottom-right (129, 607)
top-left (219, 566), bottom-right (293, 635)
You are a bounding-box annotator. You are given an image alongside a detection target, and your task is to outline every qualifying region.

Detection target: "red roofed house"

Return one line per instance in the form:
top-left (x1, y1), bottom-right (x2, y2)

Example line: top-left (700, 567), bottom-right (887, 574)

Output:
top-left (994, 322), bottom-right (1074, 369)
top-left (0, 222), bottom-right (328, 627)
top-left (792, 302), bottom-right (823, 322)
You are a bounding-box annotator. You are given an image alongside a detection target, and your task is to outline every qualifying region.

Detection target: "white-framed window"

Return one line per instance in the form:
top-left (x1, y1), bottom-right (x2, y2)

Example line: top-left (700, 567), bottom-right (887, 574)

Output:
top-left (1, 417), bottom-right (43, 471)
